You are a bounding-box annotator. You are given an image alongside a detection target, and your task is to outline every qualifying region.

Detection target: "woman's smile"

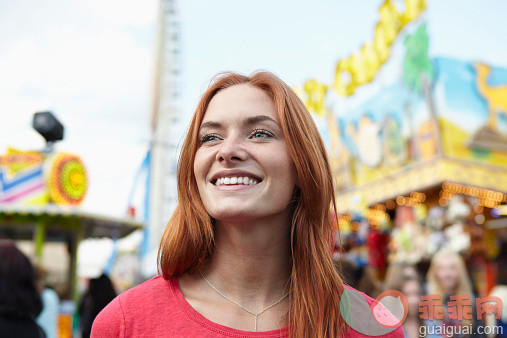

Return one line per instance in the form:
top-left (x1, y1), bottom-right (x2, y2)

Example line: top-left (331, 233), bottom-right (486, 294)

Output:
top-left (209, 169), bottom-right (263, 191)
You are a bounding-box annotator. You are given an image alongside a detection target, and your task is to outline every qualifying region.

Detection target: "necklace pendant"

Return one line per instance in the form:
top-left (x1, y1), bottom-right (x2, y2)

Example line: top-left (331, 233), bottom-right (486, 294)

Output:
top-left (199, 270), bottom-right (289, 334)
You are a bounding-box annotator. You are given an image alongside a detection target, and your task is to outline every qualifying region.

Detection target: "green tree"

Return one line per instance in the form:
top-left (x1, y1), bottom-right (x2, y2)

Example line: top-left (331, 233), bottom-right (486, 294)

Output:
top-left (402, 22), bottom-right (442, 156)
top-left (403, 23), bottom-right (434, 93)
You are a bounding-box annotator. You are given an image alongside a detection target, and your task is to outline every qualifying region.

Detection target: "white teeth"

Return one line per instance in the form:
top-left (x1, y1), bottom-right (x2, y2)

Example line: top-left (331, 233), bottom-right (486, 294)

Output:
top-left (213, 176), bottom-right (260, 186)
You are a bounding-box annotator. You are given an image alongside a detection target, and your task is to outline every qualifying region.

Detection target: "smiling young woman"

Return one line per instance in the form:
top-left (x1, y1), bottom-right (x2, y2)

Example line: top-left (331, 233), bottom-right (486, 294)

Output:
top-left (160, 72), bottom-right (346, 336)
top-left (91, 72), bottom-right (405, 337)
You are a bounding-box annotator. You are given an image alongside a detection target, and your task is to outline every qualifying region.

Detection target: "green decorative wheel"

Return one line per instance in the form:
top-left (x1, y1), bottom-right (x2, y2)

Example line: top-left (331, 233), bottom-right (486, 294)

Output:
top-left (48, 153), bottom-right (88, 205)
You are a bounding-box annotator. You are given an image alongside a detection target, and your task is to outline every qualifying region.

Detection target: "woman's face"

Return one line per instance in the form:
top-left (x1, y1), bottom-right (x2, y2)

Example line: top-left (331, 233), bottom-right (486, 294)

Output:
top-left (435, 256), bottom-right (460, 293)
top-left (194, 84), bottom-right (298, 222)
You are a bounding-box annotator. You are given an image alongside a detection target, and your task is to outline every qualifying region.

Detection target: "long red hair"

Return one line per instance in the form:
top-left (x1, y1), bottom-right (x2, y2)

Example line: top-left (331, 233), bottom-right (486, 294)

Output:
top-left (158, 71), bottom-right (347, 337)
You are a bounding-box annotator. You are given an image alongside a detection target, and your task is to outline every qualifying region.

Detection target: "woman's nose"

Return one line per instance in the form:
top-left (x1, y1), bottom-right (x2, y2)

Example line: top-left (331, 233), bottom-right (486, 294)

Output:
top-left (216, 135), bottom-right (248, 164)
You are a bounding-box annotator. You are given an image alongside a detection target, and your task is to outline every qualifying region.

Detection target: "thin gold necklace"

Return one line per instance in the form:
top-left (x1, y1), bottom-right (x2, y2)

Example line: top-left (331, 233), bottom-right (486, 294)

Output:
top-left (199, 270), bottom-right (289, 332)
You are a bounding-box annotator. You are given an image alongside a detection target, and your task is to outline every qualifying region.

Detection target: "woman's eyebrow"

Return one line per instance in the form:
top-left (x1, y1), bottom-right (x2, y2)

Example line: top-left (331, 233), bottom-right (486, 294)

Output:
top-left (244, 115), bottom-right (277, 126)
top-left (199, 115), bottom-right (279, 132)
top-left (199, 120), bottom-right (222, 132)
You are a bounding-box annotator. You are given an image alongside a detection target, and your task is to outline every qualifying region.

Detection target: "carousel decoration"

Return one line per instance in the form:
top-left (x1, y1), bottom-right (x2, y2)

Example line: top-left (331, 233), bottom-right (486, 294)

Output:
top-left (47, 153), bottom-right (88, 206)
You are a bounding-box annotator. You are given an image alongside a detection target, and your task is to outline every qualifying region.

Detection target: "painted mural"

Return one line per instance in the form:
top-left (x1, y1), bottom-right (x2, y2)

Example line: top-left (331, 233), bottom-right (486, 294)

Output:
top-left (437, 58), bottom-right (507, 162)
top-left (318, 23), bottom-right (507, 189)
top-left (0, 148), bottom-right (47, 204)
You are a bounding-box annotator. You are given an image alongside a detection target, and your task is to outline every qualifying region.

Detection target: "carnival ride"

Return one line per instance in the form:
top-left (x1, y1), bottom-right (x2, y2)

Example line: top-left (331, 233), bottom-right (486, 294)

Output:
top-left (0, 112), bottom-right (143, 301)
top-left (125, 0), bottom-right (182, 277)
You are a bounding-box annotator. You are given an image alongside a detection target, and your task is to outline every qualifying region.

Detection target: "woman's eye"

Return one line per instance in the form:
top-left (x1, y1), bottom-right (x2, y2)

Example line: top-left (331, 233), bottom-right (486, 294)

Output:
top-left (200, 134), bottom-right (219, 143)
top-left (251, 129), bottom-right (273, 139)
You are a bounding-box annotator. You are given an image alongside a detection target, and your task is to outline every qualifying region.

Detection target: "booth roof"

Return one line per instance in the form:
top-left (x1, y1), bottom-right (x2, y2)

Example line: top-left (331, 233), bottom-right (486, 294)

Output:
top-left (0, 204), bottom-right (143, 239)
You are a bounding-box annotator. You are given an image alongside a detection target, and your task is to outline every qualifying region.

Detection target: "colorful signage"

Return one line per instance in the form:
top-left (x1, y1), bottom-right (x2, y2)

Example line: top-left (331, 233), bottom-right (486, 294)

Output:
top-left (0, 148), bottom-right (88, 206)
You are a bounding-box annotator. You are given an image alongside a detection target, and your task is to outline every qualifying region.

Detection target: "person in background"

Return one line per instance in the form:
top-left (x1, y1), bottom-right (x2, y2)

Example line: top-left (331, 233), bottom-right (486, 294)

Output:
top-left (35, 267), bottom-right (60, 338)
top-left (392, 275), bottom-right (426, 338)
top-left (79, 274), bottom-right (117, 338)
top-left (383, 261), bottom-right (420, 292)
top-left (426, 247), bottom-right (483, 337)
top-left (0, 239), bottom-right (45, 338)
top-left (426, 248), bottom-right (473, 303)
top-left (484, 241), bottom-right (507, 338)
top-left (382, 263), bottom-right (427, 337)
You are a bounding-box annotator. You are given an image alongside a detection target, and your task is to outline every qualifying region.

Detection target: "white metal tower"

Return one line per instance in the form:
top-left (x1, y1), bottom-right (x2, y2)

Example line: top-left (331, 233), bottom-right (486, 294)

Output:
top-left (146, 0), bottom-right (181, 263)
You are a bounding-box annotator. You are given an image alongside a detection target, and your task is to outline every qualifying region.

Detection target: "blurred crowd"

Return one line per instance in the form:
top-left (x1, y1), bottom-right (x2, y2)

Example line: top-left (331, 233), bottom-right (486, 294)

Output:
top-left (335, 242), bottom-right (507, 337)
top-left (0, 239), bottom-right (116, 338)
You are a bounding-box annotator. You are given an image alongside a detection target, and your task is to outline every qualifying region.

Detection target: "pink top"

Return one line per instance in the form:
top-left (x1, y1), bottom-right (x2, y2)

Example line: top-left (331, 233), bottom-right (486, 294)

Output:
top-left (91, 275), bottom-right (404, 337)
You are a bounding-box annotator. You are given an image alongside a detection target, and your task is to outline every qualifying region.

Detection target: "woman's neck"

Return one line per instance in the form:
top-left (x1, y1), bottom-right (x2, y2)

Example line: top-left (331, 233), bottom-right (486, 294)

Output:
top-left (201, 212), bottom-right (292, 309)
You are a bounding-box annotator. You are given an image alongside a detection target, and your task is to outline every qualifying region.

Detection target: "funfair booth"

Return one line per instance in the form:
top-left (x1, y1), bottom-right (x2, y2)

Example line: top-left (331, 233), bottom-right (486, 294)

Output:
top-left (0, 112), bottom-right (143, 336)
top-left (300, 0), bottom-right (507, 297)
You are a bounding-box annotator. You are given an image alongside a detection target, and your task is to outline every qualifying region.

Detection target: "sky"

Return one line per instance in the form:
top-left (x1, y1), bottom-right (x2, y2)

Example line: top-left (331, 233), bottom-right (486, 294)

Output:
top-left (1, 0), bottom-right (506, 218)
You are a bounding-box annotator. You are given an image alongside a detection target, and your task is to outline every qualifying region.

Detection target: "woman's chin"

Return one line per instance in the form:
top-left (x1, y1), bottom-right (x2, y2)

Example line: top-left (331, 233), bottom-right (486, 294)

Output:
top-left (211, 210), bottom-right (260, 222)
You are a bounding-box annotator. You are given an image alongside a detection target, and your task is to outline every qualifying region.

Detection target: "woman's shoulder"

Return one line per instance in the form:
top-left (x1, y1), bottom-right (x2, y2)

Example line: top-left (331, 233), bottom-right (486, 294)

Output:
top-left (118, 275), bottom-right (174, 299)
top-left (342, 285), bottom-right (405, 338)
top-left (91, 275), bottom-right (180, 337)
top-left (106, 275), bottom-right (178, 313)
